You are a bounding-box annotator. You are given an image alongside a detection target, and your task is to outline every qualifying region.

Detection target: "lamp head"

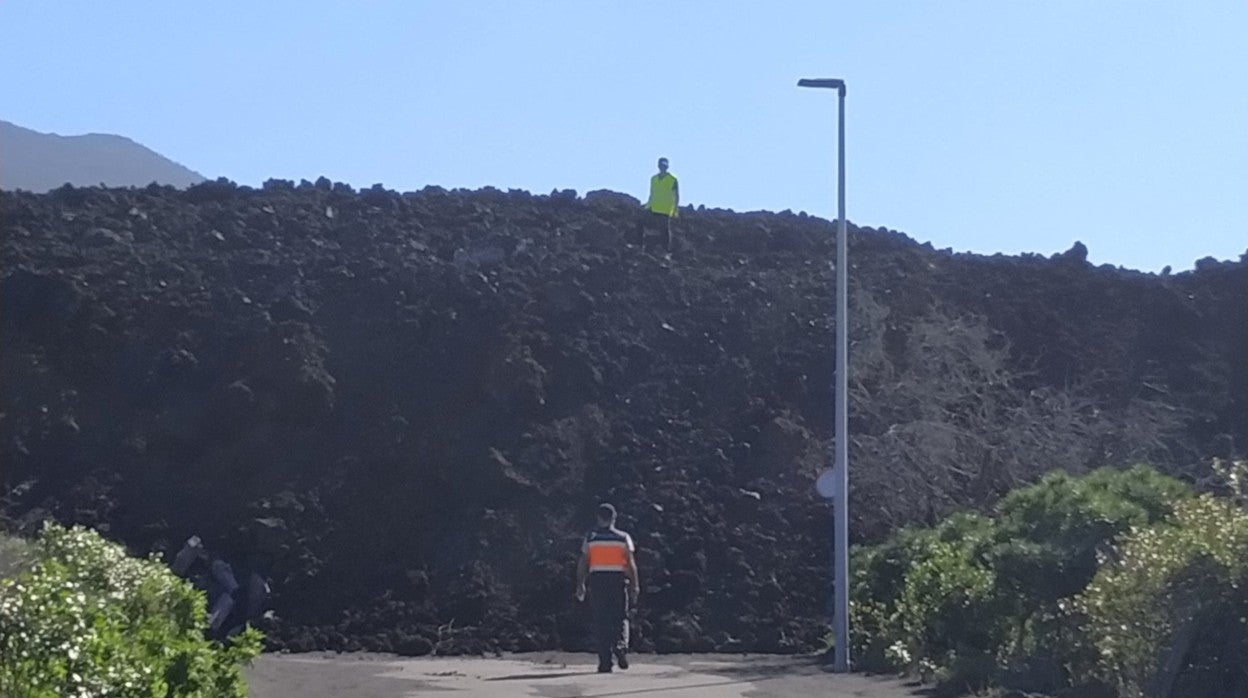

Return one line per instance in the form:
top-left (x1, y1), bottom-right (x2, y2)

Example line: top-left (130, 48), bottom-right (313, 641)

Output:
top-left (798, 78), bottom-right (846, 93)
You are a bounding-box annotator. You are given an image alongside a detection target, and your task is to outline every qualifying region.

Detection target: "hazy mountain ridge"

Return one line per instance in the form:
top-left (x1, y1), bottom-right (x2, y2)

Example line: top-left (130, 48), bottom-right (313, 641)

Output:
top-left (0, 120), bottom-right (205, 192)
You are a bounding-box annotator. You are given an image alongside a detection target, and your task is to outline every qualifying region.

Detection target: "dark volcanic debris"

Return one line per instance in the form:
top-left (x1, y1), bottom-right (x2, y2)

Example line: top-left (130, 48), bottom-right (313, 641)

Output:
top-left (1, 180), bottom-right (1244, 654)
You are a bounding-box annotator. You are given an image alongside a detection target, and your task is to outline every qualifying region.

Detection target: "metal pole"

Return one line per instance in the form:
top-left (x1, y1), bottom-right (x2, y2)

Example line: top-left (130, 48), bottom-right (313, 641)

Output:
top-left (797, 77), bottom-right (850, 673)
top-left (832, 82), bottom-right (850, 674)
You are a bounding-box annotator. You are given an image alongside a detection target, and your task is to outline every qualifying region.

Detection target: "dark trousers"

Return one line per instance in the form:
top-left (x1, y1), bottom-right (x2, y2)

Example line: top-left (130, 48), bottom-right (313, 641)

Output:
top-left (636, 210), bottom-right (673, 251)
top-left (589, 573), bottom-right (629, 668)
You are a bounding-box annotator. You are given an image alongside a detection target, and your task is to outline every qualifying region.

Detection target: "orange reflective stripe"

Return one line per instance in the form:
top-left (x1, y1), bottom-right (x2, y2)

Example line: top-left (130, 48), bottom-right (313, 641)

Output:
top-left (588, 541), bottom-right (628, 569)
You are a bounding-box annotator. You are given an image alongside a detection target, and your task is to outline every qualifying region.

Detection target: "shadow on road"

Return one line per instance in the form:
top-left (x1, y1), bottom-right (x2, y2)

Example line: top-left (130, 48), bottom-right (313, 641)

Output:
top-left (488, 671), bottom-right (602, 681)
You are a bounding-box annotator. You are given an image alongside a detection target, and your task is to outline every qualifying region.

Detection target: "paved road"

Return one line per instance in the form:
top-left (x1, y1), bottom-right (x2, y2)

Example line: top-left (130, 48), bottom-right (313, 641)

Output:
top-left (247, 652), bottom-right (925, 698)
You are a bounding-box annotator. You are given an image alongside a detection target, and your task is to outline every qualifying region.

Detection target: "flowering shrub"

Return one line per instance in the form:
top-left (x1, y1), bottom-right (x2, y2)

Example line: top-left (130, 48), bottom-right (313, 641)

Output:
top-left (851, 465), bottom-right (1192, 692)
top-left (0, 524), bottom-right (261, 697)
top-left (1075, 494), bottom-right (1248, 698)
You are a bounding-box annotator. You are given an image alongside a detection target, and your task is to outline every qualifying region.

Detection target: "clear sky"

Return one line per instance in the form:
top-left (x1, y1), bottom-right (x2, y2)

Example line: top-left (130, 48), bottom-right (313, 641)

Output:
top-left (3, 2), bottom-right (1245, 272)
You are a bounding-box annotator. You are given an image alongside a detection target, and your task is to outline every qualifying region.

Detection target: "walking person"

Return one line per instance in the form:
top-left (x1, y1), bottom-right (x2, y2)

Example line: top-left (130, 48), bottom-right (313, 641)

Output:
top-left (576, 503), bottom-right (640, 673)
top-left (637, 157), bottom-right (679, 252)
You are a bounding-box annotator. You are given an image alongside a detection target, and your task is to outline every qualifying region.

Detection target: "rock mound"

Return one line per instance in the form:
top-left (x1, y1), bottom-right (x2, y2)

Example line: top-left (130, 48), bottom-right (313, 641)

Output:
top-left (1, 181), bottom-right (1243, 653)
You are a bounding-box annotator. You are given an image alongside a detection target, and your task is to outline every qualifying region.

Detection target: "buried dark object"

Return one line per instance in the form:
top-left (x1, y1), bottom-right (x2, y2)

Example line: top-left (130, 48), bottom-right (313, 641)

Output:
top-left (170, 535), bottom-right (271, 642)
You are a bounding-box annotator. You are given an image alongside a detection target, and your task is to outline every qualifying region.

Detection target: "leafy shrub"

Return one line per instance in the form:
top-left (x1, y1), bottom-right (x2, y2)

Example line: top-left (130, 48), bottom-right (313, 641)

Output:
top-left (993, 465), bottom-right (1189, 605)
top-left (986, 466), bottom-right (1191, 676)
top-left (851, 512), bottom-right (1000, 682)
top-left (852, 466), bottom-right (1192, 692)
top-left (0, 523), bottom-right (262, 697)
top-left (1075, 494), bottom-right (1248, 698)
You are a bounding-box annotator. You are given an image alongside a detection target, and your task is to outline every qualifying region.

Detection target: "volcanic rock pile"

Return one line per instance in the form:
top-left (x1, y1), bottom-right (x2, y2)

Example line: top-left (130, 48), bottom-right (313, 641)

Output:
top-left (2, 178), bottom-right (1244, 654)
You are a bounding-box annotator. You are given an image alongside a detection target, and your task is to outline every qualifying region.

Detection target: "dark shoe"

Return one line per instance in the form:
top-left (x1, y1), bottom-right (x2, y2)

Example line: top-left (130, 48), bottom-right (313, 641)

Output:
top-left (614, 649), bottom-right (629, 670)
top-left (597, 664), bottom-right (613, 673)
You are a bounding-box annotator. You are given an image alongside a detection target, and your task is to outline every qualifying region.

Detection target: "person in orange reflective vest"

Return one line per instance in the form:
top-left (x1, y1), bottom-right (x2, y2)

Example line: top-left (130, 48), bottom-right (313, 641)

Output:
top-left (576, 503), bottom-right (640, 673)
top-left (636, 157), bottom-right (679, 252)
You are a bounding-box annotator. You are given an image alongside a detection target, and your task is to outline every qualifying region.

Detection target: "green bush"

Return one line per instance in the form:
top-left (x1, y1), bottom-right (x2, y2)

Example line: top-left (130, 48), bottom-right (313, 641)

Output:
top-left (993, 465), bottom-right (1190, 604)
top-left (851, 512), bottom-right (1001, 681)
top-left (852, 466), bottom-right (1192, 692)
top-left (986, 467), bottom-right (1191, 671)
top-left (1075, 494), bottom-right (1248, 698)
top-left (0, 523), bottom-right (262, 698)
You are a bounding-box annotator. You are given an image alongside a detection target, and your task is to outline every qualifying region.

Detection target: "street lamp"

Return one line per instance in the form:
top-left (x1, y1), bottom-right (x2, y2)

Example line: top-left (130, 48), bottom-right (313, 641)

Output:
top-left (798, 77), bottom-right (850, 673)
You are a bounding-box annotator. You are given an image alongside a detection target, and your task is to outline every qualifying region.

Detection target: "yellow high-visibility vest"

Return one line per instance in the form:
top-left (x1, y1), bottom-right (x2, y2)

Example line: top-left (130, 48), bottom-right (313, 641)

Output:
top-left (647, 173), bottom-right (678, 216)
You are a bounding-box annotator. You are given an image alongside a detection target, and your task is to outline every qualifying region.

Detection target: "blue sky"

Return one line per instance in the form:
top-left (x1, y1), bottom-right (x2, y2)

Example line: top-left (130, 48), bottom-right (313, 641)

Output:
top-left (3, 2), bottom-right (1245, 271)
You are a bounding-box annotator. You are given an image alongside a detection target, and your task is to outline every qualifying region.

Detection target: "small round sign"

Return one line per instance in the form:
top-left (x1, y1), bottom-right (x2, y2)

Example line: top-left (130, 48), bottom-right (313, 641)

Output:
top-left (815, 469), bottom-right (838, 499)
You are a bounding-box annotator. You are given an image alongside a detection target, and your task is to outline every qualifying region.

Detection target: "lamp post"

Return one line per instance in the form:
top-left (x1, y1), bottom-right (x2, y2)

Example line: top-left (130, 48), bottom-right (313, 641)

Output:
top-left (798, 77), bottom-right (850, 673)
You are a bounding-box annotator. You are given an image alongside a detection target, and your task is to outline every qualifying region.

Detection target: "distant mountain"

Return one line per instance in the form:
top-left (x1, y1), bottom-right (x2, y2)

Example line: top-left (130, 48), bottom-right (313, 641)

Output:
top-left (0, 120), bottom-right (205, 192)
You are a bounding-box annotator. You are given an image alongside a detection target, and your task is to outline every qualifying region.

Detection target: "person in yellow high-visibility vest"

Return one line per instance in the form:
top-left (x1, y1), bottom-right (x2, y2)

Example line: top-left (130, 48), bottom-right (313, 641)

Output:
top-left (637, 157), bottom-right (679, 252)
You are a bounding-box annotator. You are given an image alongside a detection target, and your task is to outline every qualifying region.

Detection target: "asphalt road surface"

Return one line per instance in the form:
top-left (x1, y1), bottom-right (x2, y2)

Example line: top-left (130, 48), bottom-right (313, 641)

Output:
top-left (247, 652), bottom-right (926, 698)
